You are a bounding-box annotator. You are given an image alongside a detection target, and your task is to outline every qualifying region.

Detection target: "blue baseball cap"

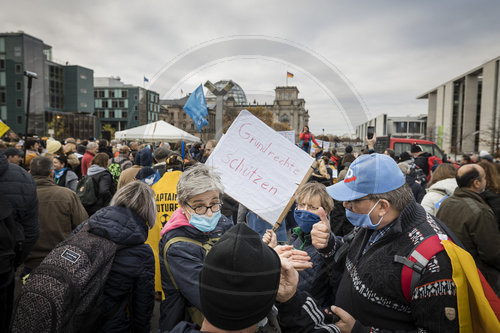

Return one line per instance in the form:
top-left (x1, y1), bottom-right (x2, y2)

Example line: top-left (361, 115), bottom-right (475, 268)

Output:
top-left (326, 153), bottom-right (405, 201)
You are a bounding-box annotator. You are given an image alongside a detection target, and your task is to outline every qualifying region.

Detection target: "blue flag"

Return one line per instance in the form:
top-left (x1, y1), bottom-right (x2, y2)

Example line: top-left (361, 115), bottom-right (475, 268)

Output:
top-left (144, 76), bottom-right (149, 83)
top-left (183, 84), bottom-right (208, 132)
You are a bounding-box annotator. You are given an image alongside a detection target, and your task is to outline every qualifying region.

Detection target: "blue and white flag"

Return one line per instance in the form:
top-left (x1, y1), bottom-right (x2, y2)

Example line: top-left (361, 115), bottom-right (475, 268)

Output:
top-left (144, 76), bottom-right (149, 83)
top-left (183, 84), bottom-right (208, 132)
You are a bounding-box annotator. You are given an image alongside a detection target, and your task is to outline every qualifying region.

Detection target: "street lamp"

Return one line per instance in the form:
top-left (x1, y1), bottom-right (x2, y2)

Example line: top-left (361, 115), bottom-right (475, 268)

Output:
top-left (23, 70), bottom-right (38, 166)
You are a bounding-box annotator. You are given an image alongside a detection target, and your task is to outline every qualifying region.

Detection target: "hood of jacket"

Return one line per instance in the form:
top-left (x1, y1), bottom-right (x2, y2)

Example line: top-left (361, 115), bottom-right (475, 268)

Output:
top-left (160, 207), bottom-right (194, 236)
top-left (87, 164), bottom-right (107, 176)
top-left (134, 148), bottom-right (153, 167)
top-left (427, 177), bottom-right (458, 196)
top-left (88, 206), bottom-right (148, 245)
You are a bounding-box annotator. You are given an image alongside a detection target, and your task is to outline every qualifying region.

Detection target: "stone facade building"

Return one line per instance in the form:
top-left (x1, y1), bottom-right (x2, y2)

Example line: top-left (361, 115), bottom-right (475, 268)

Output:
top-left (418, 56), bottom-right (500, 155)
top-left (160, 81), bottom-right (309, 142)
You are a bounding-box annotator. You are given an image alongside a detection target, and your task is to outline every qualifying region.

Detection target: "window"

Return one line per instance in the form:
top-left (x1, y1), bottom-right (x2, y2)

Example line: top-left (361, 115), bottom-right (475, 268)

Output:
top-left (119, 100), bottom-right (124, 108)
top-left (80, 88), bottom-right (87, 94)
top-left (134, 95), bottom-right (138, 100)
top-left (16, 81), bottom-right (22, 91)
top-left (102, 100), bottom-right (108, 108)
top-left (393, 143), bottom-right (411, 156)
top-left (0, 58), bottom-right (4, 70)
top-left (15, 64), bottom-right (22, 74)
top-left (135, 116), bottom-right (138, 120)
top-left (395, 122), bottom-right (407, 133)
top-left (122, 90), bottom-right (128, 98)
top-left (80, 74), bottom-right (87, 80)
top-left (0, 91), bottom-right (5, 103)
top-left (408, 122), bottom-right (421, 133)
top-left (17, 116), bottom-right (22, 124)
top-left (112, 101), bottom-right (118, 108)
top-left (122, 111), bottom-right (127, 118)
top-left (109, 90), bottom-right (115, 98)
top-left (94, 90), bottom-right (98, 98)
top-left (280, 114), bottom-right (290, 123)
top-left (16, 99), bottom-right (22, 107)
top-left (99, 90), bottom-right (105, 98)
top-left (1, 106), bottom-right (6, 119)
top-left (80, 102), bottom-right (87, 108)
top-left (109, 111), bottom-right (115, 118)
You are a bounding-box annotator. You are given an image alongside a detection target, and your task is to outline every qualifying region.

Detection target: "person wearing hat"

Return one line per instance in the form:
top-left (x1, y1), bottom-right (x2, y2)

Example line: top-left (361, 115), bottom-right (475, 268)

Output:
top-left (310, 153), bottom-right (458, 332)
top-left (152, 146), bottom-right (173, 177)
top-left (4, 147), bottom-right (24, 166)
top-left (44, 139), bottom-right (64, 159)
top-left (169, 223), bottom-right (342, 333)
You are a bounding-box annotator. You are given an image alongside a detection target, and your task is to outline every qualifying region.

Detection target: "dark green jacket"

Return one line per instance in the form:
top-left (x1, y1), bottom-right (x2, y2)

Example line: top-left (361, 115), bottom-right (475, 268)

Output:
top-left (437, 187), bottom-right (500, 293)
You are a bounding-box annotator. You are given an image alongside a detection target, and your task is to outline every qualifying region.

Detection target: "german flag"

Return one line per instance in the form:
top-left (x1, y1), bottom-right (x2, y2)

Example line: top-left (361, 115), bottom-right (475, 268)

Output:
top-left (287, 71), bottom-right (294, 78)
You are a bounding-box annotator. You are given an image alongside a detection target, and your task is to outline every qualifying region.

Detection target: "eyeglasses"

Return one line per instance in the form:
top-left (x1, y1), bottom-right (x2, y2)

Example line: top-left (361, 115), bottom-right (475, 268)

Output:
top-left (185, 202), bottom-right (222, 215)
top-left (296, 203), bottom-right (319, 211)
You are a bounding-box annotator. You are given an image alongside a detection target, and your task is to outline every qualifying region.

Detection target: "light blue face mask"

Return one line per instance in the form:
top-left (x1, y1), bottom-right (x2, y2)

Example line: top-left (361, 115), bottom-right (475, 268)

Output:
top-left (189, 210), bottom-right (221, 232)
top-left (345, 199), bottom-right (383, 230)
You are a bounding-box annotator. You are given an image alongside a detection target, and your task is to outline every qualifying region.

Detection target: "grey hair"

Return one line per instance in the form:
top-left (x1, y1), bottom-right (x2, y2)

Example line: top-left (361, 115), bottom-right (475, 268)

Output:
top-left (110, 180), bottom-right (156, 227)
top-left (177, 164), bottom-right (224, 204)
top-left (367, 183), bottom-right (414, 211)
top-left (87, 142), bottom-right (98, 150)
top-left (30, 156), bottom-right (54, 177)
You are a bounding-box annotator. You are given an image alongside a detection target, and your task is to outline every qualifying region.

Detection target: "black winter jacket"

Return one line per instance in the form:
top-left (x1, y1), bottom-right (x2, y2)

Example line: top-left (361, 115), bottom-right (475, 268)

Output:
top-left (88, 206), bottom-right (155, 333)
top-left (319, 200), bottom-right (458, 332)
top-left (481, 190), bottom-right (500, 229)
top-left (159, 216), bottom-right (233, 331)
top-left (0, 153), bottom-right (39, 261)
top-left (84, 166), bottom-right (115, 216)
top-left (290, 229), bottom-right (339, 307)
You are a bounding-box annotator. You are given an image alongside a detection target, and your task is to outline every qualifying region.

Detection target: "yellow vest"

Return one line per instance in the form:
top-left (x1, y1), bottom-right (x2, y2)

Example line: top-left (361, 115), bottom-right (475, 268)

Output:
top-left (146, 170), bottom-right (182, 300)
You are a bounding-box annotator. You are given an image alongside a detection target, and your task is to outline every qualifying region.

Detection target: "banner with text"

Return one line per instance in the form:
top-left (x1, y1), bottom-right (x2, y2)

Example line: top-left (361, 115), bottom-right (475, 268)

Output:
top-left (314, 139), bottom-right (331, 151)
top-left (206, 110), bottom-right (314, 226)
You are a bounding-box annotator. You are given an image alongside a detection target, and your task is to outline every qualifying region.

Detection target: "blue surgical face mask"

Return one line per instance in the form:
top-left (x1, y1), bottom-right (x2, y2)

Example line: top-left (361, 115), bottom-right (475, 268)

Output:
top-left (294, 210), bottom-right (321, 233)
top-left (189, 210), bottom-right (221, 232)
top-left (345, 199), bottom-right (383, 230)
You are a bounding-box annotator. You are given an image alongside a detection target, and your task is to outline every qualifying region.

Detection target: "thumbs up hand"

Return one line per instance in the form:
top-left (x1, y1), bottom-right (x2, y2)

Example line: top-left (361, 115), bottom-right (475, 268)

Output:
top-left (311, 207), bottom-right (331, 249)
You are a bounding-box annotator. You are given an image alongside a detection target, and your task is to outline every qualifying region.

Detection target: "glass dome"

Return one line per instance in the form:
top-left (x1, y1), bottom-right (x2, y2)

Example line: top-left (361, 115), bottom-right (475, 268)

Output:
top-left (205, 80), bottom-right (248, 105)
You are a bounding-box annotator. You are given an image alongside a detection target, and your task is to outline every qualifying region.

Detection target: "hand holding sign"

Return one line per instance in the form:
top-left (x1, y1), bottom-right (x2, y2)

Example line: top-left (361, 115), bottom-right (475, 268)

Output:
top-left (262, 229), bottom-right (277, 248)
top-left (311, 207), bottom-right (331, 249)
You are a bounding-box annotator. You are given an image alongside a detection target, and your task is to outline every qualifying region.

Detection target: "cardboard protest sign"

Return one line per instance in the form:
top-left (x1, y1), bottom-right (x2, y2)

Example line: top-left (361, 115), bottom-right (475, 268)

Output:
top-left (206, 110), bottom-right (314, 226)
top-left (277, 130), bottom-right (295, 144)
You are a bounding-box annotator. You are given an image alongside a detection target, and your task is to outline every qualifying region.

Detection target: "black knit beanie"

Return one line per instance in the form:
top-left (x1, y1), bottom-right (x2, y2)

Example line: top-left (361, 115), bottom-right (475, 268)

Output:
top-left (199, 223), bottom-right (281, 330)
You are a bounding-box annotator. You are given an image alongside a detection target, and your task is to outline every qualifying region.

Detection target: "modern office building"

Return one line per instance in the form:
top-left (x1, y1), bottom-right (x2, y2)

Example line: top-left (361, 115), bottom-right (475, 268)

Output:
top-left (418, 56), bottom-right (500, 155)
top-left (356, 114), bottom-right (427, 141)
top-left (0, 31), bottom-right (95, 139)
top-left (161, 81), bottom-right (309, 142)
top-left (94, 77), bottom-right (160, 138)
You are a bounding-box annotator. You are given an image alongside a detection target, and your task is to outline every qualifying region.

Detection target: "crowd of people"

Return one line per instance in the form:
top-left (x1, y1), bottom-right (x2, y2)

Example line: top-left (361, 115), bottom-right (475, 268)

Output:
top-left (1, 130), bottom-right (500, 332)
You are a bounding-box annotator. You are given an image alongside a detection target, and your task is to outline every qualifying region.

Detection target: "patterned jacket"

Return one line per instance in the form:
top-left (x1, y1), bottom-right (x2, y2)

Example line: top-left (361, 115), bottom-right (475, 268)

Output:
top-left (319, 200), bottom-right (458, 332)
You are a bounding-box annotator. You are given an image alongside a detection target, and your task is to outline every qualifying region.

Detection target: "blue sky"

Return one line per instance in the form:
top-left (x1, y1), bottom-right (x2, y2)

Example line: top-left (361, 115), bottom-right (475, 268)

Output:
top-left (2, 0), bottom-right (500, 135)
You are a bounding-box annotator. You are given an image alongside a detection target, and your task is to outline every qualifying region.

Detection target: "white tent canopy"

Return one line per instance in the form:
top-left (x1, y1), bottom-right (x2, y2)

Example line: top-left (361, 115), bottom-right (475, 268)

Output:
top-left (114, 121), bottom-right (201, 143)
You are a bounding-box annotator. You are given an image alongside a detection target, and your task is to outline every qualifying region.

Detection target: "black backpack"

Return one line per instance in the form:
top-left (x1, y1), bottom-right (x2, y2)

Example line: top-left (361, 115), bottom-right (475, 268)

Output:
top-left (0, 195), bottom-right (24, 288)
top-left (77, 175), bottom-right (98, 206)
top-left (11, 223), bottom-right (120, 333)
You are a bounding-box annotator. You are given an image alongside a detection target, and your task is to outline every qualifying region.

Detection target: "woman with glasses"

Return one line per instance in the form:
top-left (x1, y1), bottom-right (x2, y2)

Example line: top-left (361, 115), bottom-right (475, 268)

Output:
top-left (158, 164), bottom-right (233, 332)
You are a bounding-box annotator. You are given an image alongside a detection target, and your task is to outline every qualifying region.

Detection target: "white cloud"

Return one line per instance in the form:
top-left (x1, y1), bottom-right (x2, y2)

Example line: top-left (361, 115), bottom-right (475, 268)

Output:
top-left (2, 0), bottom-right (500, 136)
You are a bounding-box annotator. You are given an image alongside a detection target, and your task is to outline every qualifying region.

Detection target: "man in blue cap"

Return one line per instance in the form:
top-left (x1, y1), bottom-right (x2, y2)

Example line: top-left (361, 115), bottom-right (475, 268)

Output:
top-left (311, 153), bottom-right (458, 332)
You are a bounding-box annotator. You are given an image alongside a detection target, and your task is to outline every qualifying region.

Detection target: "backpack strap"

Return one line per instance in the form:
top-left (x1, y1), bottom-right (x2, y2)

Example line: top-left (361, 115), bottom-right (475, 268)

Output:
top-left (162, 236), bottom-right (220, 290)
top-left (394, 234), bottom-right (446, 302)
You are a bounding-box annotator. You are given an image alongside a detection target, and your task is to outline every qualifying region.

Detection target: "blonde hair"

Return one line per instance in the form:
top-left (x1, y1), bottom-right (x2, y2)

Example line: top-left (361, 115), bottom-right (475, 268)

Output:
top-left (110, 181), bottom-right (156, 226)
top-left (295, 182), bottom-right (334, 214)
